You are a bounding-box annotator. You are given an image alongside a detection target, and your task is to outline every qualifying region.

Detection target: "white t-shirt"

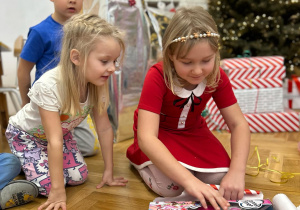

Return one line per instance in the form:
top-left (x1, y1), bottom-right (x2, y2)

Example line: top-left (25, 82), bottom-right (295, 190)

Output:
top-left (9, 67), bottom-right (92, 141)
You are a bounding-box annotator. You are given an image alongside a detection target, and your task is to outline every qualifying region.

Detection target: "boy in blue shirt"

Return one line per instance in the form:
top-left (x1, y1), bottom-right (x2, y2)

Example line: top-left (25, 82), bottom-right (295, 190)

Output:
top-left (18, 0), bottom-right (83, 106)
top-left (17, 0), bottom-right (99, 157)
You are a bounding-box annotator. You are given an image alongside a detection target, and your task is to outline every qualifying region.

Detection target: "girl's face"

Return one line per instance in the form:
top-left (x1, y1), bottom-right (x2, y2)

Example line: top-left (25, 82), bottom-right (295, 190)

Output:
top-left (169, 41), bottom-right (216, 90)
top-left (84, 37), bottom-right (121, 86)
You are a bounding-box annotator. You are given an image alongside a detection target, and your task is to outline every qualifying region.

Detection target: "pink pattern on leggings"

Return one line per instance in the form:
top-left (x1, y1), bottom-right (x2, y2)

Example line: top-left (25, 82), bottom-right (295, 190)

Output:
top-left (6, 124), bottom-right (88, 196)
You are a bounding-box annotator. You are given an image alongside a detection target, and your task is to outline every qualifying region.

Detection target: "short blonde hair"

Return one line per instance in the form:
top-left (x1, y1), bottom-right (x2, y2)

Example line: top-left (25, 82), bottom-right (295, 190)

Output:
top-left (162, 6), bottom-right (220, 94)
top-left (58, 14), bottom-right (125, 116)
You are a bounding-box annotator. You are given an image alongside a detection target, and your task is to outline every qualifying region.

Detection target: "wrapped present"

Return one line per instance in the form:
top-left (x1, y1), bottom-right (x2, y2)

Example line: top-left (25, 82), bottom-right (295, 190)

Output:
top-left (204, 114), bottom-right (226, 131)
top-left (283, 75), bottom-right (300, 109)
top-left (234, 88), bottom-right (284, 113)
top-left (149, 200), bottom-right (273, 209)
top-left (219, 56), bottom-right (285, 114)
top-left (230, 77), bottom-right (283, 90)
top-left (244, 110), bottom-right (299, 132)
top-left (221, 56), bottom-right (286, 80)
top-left (205, 108), bottom-right (300, 133)
top-left (206, 87), bottom-right (284, 115)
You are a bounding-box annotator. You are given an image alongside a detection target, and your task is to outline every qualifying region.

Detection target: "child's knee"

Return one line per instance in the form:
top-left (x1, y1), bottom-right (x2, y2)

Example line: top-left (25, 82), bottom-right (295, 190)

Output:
top-left (138, 165), bottom-right (184, 197)
top-left (157, 183), bottom-right (184, 197)
top-left (30, 177), bottom-right (51, 196)
top-left (149, 178), bottom-right (184, 197)
top-left (0, 153), bottom-right (21, 177)
top-left (66, 165), bottom-right (88, 185)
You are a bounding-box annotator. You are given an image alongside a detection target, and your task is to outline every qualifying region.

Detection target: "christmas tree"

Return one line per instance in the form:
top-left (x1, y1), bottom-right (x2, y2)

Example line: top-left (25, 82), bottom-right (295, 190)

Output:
top-left (209, 0), bottom-right (300, 77)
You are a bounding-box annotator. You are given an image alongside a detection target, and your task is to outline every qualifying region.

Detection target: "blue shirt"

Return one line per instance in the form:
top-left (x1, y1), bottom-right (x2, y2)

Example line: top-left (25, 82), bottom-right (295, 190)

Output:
top-left (20, 15), bottom-right (63, 84)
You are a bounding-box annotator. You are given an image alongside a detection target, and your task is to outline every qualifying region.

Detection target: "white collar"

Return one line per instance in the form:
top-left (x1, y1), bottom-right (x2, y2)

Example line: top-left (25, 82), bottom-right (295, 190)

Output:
top-left (174, 80), bottom-right (207, 98)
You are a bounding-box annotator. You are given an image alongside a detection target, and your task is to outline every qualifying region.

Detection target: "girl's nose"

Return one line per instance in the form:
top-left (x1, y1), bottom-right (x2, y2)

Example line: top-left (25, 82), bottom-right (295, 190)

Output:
top-left (108, 63), bottom-right (116, 73)
top-left (192, 65), bottom-right (203, 74)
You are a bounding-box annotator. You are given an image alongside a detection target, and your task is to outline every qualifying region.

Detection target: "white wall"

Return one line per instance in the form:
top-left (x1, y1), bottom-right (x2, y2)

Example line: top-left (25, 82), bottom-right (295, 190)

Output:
top-left (0, 0), bottom-right (54, 115)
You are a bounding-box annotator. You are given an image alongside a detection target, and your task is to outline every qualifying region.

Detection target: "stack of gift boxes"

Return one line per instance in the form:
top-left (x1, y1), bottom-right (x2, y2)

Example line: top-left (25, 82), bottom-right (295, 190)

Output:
top-left (205, 56), bottom-right (300, 133)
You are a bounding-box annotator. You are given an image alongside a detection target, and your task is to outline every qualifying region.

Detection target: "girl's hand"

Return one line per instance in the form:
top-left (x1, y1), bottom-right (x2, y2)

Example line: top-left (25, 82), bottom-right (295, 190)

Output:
top-left (219, 170), bottom-right (245, 200)
top-left (185, 178), bottom-right (230, 210)
top-left (96, 170), bottom-right (128, 189)
top-left (38, 188), bottom-right (67, 210)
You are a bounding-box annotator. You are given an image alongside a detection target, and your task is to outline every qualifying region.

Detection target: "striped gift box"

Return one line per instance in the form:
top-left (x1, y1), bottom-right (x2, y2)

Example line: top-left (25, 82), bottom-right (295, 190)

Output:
top-left (234, 88), bottom-right (284, 113)
top-left (244, 110), bottom-right (300, 133)
top-left (204, 108), bottom-right (300, 133)
top-left (230, 77), bottom-right (283, 90)
top-left (204, 113), bottom-right (226, 131)
top-left (207, 87), bottom-right (284, 114)
top-left (221, 56), bottom-right (286, 80)
top-left (230, 78), bottom-right (284, 114)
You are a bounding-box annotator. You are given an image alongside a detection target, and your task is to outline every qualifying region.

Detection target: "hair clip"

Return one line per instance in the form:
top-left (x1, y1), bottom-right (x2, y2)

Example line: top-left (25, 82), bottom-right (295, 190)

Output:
top-left (171, 31), bottom-right (220, 43)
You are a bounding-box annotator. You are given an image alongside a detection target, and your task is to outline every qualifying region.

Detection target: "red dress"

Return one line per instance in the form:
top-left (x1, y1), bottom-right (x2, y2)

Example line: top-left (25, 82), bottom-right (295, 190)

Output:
top-left (126, 62), bottom-right (237, 173)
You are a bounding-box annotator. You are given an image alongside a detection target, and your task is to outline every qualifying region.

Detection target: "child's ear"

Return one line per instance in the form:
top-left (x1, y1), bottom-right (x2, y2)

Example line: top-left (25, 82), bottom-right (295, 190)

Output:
top-left (70, 49), bottom-right (80, 66)
top-left (168, 53), bottom-right (174, 62)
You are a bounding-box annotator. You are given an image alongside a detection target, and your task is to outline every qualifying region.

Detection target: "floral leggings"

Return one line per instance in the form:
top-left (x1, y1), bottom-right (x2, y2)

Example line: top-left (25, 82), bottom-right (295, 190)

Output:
top-left (5, 124), bottom-right (88, 196)
top-left (137, 164), bottom-right (226, 197)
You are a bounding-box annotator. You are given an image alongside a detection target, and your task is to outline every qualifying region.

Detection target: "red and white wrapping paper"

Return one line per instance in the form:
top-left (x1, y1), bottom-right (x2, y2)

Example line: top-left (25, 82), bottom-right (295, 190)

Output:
top-left (205, 99), bottom-right (299, 133)
top-left (221, 56), bottom-right (286, 80)
top-left (220, 56), bottom-right (285, 113)
top-left (204, 114), bottom-right (227, 131)
top-left (234, 88), bottom-right (283, 113)
top-left (205, 110), bottom-right (299, 133)
top-left (207, 87), bottom-right (284, 115)
top-left (230, 77), bottom-right (283, 90)
top-left (244, 110), bottom-right (299, 133)
top-left (209, 184), bottom-right (261, 195)
top-left (283, 76), bottom-right (300, 109)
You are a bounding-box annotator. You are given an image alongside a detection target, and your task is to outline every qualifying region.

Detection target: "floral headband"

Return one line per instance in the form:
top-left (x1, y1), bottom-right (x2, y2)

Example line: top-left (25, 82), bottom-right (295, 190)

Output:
top-left (171, 31), bottom-right (220, 43)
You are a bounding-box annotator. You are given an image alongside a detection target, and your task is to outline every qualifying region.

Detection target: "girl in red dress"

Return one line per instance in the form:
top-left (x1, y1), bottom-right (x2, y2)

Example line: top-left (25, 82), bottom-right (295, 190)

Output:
top-left (127, 6), bottom-right (250, 210)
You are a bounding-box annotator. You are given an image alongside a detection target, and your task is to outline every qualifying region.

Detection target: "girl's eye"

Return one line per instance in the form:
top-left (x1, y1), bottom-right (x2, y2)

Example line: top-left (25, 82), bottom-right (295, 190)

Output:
top-left (182, 61), bottom-right (191, 65)
top-left (203, 57), bottom-right (213, 63)
top-left (101, 60), bottom-right (108, 64)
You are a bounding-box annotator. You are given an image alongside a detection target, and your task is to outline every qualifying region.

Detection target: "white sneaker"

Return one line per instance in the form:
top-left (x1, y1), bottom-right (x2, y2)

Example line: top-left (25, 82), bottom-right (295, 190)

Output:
top-left (0, 180), bottom-right (38, 209)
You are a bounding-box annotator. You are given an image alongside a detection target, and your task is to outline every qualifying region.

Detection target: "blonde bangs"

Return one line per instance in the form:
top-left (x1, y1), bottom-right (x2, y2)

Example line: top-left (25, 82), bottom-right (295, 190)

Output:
top-left (162, 6), bottom-right (222, 95)
top-left (57, 14), bottom-right (125, 117)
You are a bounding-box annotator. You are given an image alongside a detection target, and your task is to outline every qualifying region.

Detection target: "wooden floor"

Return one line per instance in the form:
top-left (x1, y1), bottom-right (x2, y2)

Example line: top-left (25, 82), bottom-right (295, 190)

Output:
top-left (1, 130), bottom-right (300, 209)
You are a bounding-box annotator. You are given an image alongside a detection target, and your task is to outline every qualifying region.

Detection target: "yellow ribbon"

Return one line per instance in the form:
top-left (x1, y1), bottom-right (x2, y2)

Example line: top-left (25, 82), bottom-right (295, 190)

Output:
top-left (246, 146), bottom-right (300, 183)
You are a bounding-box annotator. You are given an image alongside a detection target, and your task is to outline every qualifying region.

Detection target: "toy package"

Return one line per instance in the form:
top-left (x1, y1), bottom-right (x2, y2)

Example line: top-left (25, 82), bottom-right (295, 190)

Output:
top-left (149, 199), bottom-right (273, 210)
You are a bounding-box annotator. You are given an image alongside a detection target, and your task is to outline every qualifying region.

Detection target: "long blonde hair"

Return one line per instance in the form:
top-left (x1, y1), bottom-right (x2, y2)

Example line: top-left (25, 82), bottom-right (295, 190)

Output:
top-left (58, 14), bottom-right (125, 116)
top-left (162, 6), bottom-right (221, 94)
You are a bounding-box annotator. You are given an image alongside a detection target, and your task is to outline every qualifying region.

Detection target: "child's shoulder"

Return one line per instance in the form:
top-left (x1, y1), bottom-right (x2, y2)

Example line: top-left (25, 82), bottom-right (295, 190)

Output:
top-left (149, 61), bottom-right (163, 73)
top-left (153, 61), bottom-right (163, 69)
top-left (35, 67), bottom-right (59, 88)
top-left (30, 15), bottom-right (61, 34)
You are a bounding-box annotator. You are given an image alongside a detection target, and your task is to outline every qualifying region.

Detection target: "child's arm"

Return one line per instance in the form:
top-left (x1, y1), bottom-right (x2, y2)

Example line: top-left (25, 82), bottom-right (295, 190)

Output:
top-left (92, 107), bottom-right (128, 188)
top-left (37, 107), bottom-right (66, 210)
top-left (137, 109), bottom-right (230, 210)
top-left (17, 58), bottom-right (35, 107)
top-left (219, 103), bottom-right (251, 200)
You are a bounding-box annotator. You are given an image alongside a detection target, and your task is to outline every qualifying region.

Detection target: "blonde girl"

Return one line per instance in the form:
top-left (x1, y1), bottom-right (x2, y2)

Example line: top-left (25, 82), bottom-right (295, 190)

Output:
top-left (127, 6), bottom-right (250, 210)
top-left (6, 14), bottom-right (128, 210)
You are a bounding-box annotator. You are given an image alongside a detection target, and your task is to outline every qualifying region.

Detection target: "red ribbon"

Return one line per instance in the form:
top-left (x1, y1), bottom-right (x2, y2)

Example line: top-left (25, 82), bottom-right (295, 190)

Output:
top-left (288, 75), bottom-right (300, 108)
top-left (291, 75), bottom-right (300, 92)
